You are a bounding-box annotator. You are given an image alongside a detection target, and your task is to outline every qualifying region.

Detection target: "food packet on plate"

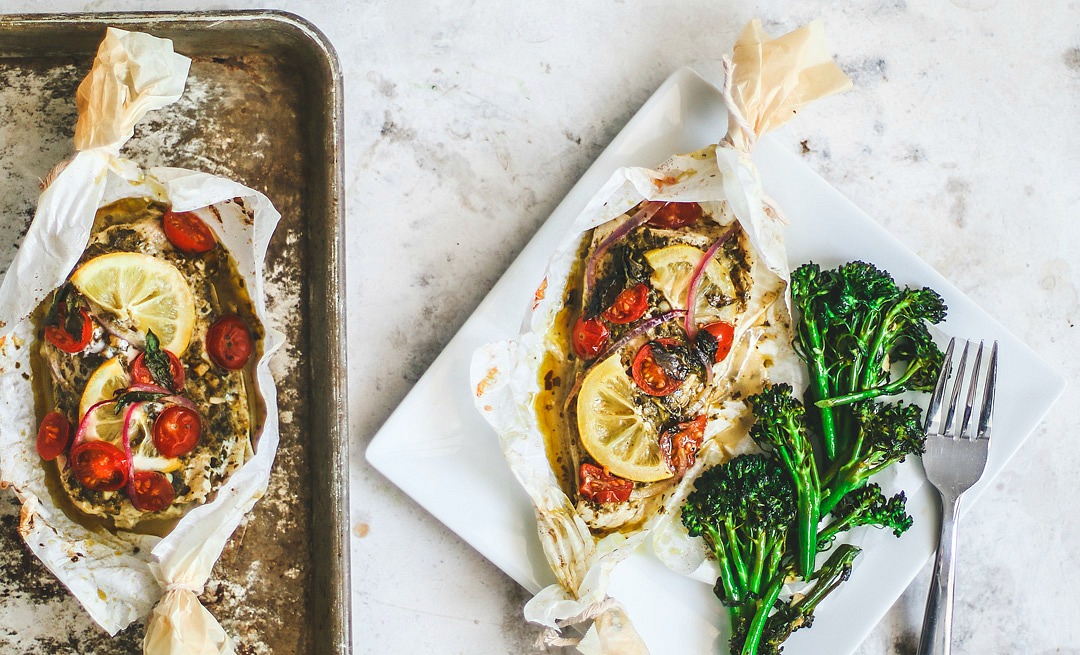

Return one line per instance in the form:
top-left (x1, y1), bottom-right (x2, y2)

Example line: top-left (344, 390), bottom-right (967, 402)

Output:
top-left (0, 28), bottom-right (284, 655)
top-left (471, 19), bottom-right (850, 652)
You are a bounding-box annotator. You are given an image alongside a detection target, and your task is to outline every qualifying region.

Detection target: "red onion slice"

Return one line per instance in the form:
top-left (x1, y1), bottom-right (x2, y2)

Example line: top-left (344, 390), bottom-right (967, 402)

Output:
top-left (73, 399), bottom-right (117, 447)
top-left (121, 401), bottom-right (142, 471)
top-left (583, 201), bottom-right (666, 301)
top-left (684, 225), bottom-right (737, 339)
top-left (126, 383), bottom-right (171, 395)
top-left (563, 309), bottom-right (686, 411)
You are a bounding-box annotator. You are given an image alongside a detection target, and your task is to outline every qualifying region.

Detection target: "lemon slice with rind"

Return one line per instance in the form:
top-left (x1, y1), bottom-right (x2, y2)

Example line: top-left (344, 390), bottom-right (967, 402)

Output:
top-left (645, 244), bottom-right (737, 325)
top-left (70, 252), bottom-right (195, 355)
top-left (80, 357), bottom-right (130, 419)
top-left (577, 354), bottom-right (670, 483)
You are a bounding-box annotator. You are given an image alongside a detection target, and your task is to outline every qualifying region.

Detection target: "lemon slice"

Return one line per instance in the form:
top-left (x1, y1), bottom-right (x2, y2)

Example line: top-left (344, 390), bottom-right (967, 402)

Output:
top-left (70, 252), bottom-right (195, 354)
top-left (77, 399), bottom-right (126, 448)
top-left (577, 354), bottom-right (670, 483)
top-left (645, 244), bottom-right (737, 324)
top-left (80, 357), bottom-right (131, 419)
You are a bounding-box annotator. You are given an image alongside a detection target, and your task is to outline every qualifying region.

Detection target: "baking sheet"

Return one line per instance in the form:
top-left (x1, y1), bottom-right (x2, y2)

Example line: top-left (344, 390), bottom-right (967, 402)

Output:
top-left (0, 12), bottom-right (348, 654)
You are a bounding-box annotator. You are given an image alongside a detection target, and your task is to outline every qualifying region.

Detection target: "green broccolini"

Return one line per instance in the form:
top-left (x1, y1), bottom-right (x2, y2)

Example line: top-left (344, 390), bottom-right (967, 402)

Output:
top-left (683, 260), bottom-right (946, 655)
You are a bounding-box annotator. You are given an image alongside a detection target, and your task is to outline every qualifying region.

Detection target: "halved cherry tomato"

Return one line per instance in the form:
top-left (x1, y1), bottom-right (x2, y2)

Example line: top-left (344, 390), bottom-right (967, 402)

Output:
top-left (70, 441), bottom-right (128, 491)
top-left (601, 283), bottom-right (649, 324)
top-left (631, 342), bottom-right (684, 396)
top-left (660, 415), bottom-right (707, 476)
top-left (572, 315), bottom-right (609, 360)
top-left (128, 470), bottom-right (176, 512)
top-left (702, 321), bottom-right (736, 362)
top-left (579, 462), bottom-right (633, 503)
top-left (131, 350), bottom-right (186, 391)
top-left (152, 406), bottom-right (202, 458)
top-left (207, 314), bottom-right (253, 370)
top-left (163, 210), bottom-right (216, 255)
top-left (36, 411), bottom-right (71, 461)
top-left (44, 307), bottom-right (93, 353)
top-left (648, 202), bottom-right (703, 229)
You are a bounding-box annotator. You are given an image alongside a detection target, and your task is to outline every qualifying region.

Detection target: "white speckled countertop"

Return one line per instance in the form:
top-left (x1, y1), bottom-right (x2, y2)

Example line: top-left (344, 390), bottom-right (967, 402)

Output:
top-left (2, 1), bottom-right (1079, 654)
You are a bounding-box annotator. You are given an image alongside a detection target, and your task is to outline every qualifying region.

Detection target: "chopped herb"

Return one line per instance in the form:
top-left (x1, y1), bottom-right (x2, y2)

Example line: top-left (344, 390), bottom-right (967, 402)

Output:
top-left (143, 330), bottom-right (178, 392)
top-left (114, 390), bottom-right (166, 415)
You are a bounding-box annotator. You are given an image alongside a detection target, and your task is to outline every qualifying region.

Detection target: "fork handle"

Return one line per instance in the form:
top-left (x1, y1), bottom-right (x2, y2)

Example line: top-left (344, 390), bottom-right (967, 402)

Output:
top-left (918, 493), bottom-right (962, 655)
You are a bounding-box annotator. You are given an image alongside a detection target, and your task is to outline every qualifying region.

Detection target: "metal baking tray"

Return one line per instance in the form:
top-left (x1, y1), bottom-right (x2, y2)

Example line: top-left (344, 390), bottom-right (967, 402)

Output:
top-left (0, 11), bottom-right (349, 655)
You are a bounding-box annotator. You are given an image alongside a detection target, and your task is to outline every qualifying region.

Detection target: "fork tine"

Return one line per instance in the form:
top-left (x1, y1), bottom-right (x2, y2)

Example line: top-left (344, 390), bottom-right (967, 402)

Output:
top-left (959, 341), bottom-right (984, 439)
top-left (976, 341), bottom-right (998, 440)
top-left (942, 340), bottom-right (970, 437)
top-left (925, 337), bottom-right (955, 434)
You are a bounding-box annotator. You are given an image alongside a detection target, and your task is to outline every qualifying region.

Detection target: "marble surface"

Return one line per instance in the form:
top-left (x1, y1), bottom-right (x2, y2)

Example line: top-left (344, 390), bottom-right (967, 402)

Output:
top-left (2, 1), bottom-right (1079, 654)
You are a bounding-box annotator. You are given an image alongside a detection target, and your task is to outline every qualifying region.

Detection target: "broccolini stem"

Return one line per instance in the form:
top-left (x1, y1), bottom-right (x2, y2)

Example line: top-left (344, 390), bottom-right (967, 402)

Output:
top-left (816, 358), bottom-right (930, 408)
top-left (740, 572), bottom-right (787, 655)
top-left (799, 318), bottom-right (838, 459)
top-left (725, 521), bottom-right (750, 594)
top-left (857, 298), bottom-right (911, 391)
top-left (708, 525), bottom-right (743, 604)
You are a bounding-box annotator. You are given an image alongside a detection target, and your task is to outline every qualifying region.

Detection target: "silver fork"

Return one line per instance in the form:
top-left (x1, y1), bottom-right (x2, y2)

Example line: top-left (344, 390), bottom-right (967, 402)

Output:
top-left (917, 338), bottom-right (998, 655)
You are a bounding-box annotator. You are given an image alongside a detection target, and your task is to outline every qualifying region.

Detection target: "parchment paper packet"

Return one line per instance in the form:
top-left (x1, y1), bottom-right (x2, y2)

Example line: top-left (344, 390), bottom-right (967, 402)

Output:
top-left (471, 19), bottom-right (850, 654)
top-left (0, 28), bottom-right (284, 655)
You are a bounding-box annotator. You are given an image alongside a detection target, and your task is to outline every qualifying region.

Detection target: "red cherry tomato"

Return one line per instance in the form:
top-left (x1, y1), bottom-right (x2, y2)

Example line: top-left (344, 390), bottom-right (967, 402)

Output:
top-left (128, 471), bottom-right (176, 512)
top-left (648, 202), bottom-right (703, 229)
top-left (131, 351), bottom-right (186, 390)
top-left (702, 321), bottom-right (736, 362)
top-left (163, 210), bottom-right (216, 255)
top-left (601, 283), bottom-right (649, 324)
top-left (631, 342), bottom-right (684, 397)
top-left (660, 415), bottom-right (707, 476)
top-left (44, 308), bottom-right (93, 354)
top-left (578, 462), bottom-right (633, 503)
top-left (207, 314), bottom-right (253, 370)
top-left (152, 406), bottom-right (202, 458)
top-left (70, 441), bottom-right (128, 492)
top-left (572, 315), bottom-right (609, 360)
top-left (36, 411), bottom-right (72, 461)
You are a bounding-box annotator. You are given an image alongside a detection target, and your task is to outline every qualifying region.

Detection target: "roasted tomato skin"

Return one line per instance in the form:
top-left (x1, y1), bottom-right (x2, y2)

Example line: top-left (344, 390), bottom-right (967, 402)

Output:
top-left (631, 342), bottom-right (684, 396)
top-left (648, 202), bottom-right (703, 229)
top-left (162, 210), bottom-right (216, 255)
top-left (579, 463), bottom-right (633, 503)
top-left (572, 315), bottom-right (609, 360)
top-left (660, 415), bottom-right (707, 476)
top-left (70, 441), bottom-right (129, 492)
top-left (702, 321), bottom-right (736, 362)
top-left (44, 308), bottom-right (93, 354)
top-left (152, 406), bottom-right (202, 458)
top-left (36, 412), bottom-right (72, 461)
top-left (128, 471), bottom-right (176, 512)
top-left (207, 315), bottom-right (254, 370)
top-left (131, 350), bottom-right (186, 391)
top-left (601, 283), bottom-right (649, 324)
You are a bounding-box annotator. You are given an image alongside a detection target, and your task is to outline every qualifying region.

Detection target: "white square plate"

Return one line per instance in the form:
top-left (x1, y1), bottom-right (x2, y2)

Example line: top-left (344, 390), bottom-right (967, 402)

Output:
top-left (366, 68), bottom-right (1065, 654)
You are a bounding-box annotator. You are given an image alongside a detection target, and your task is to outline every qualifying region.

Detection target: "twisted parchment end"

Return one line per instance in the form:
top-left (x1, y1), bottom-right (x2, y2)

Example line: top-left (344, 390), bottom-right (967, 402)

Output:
top-left (74, 27), bottom-right (190, 153)
top-left (144, 587), bottom-right (236, 655)
top-left (724, 19), bottom-right (852, 152)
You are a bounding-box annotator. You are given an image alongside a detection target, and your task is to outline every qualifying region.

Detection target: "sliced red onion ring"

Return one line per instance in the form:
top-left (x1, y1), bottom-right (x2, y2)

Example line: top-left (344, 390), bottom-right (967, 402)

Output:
top-left (73, 399), bottom-right (117, 447)
top-left (126, 383), bottom-right (171, 395)
top-left (121, 401), bottom-right (142, 472)
top-left (685, 225), bottom-right (737, 339)
top-left (563, 309), bottom-right (686, 411)
top-left (583, 201), bottom-right (666, 300)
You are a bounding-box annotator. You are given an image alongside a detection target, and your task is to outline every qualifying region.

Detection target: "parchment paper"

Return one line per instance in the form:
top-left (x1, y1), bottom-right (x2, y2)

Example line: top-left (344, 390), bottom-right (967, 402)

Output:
top-left (471, 19), bottom-right (851, 654)
top-left (0, 28), bottom-right (284, 655)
